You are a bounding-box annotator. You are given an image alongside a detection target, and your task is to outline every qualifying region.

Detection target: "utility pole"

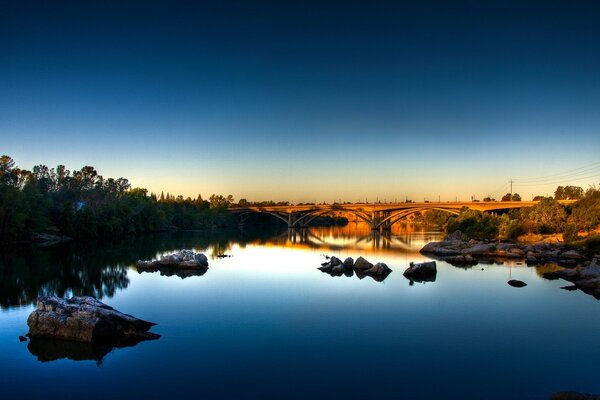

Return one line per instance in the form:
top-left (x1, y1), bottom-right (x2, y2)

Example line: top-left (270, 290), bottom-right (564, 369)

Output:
top-left (510, 179), bottom-right (513, 197)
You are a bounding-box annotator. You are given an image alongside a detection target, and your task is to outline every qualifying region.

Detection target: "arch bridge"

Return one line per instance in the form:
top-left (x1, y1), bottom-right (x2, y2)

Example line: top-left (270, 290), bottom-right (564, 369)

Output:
top-left (229, 200), bottom-right (572, 231)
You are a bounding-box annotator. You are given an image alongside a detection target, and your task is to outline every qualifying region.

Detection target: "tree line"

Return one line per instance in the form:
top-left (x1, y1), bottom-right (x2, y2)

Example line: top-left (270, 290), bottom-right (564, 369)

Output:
top-left (422, 185), bottom-right (600, 242)
top-left (0, 155), bottom-right (238, 243)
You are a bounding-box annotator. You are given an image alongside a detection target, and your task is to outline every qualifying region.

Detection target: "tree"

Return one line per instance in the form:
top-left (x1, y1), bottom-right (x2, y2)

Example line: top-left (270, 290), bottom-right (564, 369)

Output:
top-left (501, 193), bottom-right (521, 201)
top-left (520, 197), bottom-right (566, 233)
top-left (209, 194), bottom-right (234, 209)
top-left (555, 185), bottom-right (584, 200)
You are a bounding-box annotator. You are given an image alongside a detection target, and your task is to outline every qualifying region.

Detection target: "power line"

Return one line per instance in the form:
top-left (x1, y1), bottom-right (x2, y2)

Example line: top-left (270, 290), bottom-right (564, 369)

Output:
top-left (512, 172), bottom-right (600, 186)
top-left (512, 161), bottom-right (600, 183)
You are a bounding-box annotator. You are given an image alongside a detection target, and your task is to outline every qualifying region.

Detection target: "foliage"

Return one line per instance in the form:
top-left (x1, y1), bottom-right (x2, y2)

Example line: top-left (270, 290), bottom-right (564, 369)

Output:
top-left (518, 197), bottom-right (566, 234)
top-left (0, 155), bottom-right (237, 243)
top-left (498, 214), bottom-right (524, 240)
top-left (501, 193), bottom-right (521, 201)
top-left (423, 209), bottom-right (452, 228)
top-left (446, 209), bottom-right (499, 240)
top-left (554, 185), bottom-right (584, 200)
top-left (562, 223), bottom-right (580, 242)
top-left (566, 186), bottom-right (600, 232)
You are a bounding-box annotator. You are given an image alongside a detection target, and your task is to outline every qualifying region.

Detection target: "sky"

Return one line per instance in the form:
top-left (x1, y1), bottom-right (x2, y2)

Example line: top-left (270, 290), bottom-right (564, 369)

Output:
top-left (1, 0), bottom-right (599, 203)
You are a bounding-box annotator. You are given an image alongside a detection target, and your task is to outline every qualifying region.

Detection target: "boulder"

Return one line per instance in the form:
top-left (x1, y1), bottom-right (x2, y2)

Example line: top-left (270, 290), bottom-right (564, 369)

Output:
top-left (354, 256), bottom-right (374, 270)
top-left (331, 264), bottom-right (345, 274)
top-left (365, 262), bottom-right (392, 276)
top-left (578, 262), bottom-right (600, 279)
top-left (561, 250), bottom-right (585, 260)
top-left (137, 250), bottom-right (209, 276)
top-left (343, 257), bottom-right (354, 267)
top-left (462, 243), bottom-right (496, 256)
top-left (507, 280), bottom-right (527, 288)
top-left (27, 296), bottom-right (160, 343)
top-left (318, 264), bottom-right (333, 272)
top-left (542, 271), bottom-right (561, 280)
top-left (194, 253), bottom-right (208, 266)
top-left (329, 256), bottom-right (343, 266)
top-left (403, 261), bottom-right (437, 279)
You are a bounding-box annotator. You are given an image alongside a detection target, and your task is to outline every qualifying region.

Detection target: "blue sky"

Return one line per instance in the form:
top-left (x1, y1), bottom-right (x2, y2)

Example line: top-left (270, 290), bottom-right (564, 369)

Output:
top-left (1, 0), bottom-right (599, 202)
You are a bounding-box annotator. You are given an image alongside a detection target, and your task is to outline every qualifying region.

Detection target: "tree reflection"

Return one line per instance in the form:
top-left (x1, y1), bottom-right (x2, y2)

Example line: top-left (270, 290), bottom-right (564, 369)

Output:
top-left (0, 227), bottom-right (282, 310)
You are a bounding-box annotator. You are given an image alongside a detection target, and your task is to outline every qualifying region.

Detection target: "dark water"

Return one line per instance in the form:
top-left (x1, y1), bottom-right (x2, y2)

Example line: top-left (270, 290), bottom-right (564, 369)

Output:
top-left (1, 225), bottom-right (599, 399)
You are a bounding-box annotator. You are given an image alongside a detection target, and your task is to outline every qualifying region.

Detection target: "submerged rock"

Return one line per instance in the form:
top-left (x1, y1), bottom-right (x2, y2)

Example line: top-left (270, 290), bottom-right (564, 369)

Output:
top-left (507, 280), bottom-right (527, 288)
top-left (27, 296), bottom-right (160, 343)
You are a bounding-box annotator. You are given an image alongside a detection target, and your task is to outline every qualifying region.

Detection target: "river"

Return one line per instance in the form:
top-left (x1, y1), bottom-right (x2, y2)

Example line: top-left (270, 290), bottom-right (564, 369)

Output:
top-left (1, 224), bottom-right (598, 399)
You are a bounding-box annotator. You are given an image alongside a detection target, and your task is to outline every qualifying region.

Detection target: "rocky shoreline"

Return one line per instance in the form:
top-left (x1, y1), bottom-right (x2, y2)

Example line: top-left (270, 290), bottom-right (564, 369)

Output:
top-left (421, 230), bottom-right (600, 298)
top-left (421, 231), bottom-right (598, 268)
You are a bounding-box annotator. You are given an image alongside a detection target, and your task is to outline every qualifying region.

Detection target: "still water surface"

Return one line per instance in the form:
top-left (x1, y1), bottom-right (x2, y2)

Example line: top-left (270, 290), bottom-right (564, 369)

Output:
top-left (1, 225), bottom-right (599, 399)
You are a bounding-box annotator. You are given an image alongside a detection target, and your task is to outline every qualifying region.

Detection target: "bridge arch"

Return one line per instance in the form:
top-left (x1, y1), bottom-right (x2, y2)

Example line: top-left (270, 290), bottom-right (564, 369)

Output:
top-left (375, 207), bottom-right (460, 230)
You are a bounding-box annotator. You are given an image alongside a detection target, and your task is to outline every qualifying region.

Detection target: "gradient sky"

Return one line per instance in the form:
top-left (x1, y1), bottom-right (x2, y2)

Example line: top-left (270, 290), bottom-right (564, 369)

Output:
top-left (1, 0), bottom-right (599, 202)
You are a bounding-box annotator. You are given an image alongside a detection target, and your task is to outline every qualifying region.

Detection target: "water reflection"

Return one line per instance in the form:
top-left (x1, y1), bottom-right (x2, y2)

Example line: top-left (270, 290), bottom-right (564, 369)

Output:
top-left (27, 337), bottom-right (154, 365)
top-left (258, 223), bottom-right (443, 254)
top-left (136, 264), bottom-right (209, 279)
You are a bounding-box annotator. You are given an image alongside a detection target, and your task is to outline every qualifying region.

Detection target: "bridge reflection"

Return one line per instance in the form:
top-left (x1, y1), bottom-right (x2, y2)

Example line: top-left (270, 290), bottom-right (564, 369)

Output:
top-left (244, 224), bottom-right (444, 255)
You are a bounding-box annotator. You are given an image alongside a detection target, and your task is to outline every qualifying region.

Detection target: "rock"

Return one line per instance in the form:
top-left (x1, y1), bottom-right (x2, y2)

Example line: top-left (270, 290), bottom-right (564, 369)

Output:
top-left (421, 241), bottom-right (463, 256)
top-left (331, 264), bottom-right (345, 274)
top-left (329, 256), bottom-right (343, 266)
top-left (542, 271), bottom-right (561, 280)
top-left (497, 243), bottom-right (514, 251)
top-left (318, 264), bottom-right (333, 272)
top-left (137, 250), bottom-right (209, 277)
top-left (194, 253), bottom-right (208, 266)
top-left (507, 280), bottom-right (527, 288)
top-left (561, 250), bottom-right (584, 260)
top-left (575, 277), bottom-right (600, 292)
top-left (365, 262), bottom-right (392, 276)
top-left (404, 261), bottom-right (437, 279)
top-left (354, 256), bottom-right (374, 270)
top-left (508, 247), bottom-right (525, 257)
top-left (343, 257), bottom-right (354, 267)
top-left (526, 254), bottom-right (537, 264)
top-left (558, 269), bottom-right (580, 280)
top-left (19, 335), bottom-right (27, 342)
top-left (557, 259), bottom-right (579, 268)
top-left (27, 296), bottom-right (160, 343)
top-left (462, 243), bottom-right (496, 256)
top-left (579, 263), bottom-right (600, 279)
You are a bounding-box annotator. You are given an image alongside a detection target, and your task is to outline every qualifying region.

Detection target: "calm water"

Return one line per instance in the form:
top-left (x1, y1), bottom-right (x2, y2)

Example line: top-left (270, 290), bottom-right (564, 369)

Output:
top-left (1, 224), bottom-right (599, 399)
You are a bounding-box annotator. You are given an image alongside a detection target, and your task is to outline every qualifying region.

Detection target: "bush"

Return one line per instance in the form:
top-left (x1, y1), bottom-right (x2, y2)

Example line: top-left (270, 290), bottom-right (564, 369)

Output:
top-left (446, 209), bottom-right (499, 240)
top-left (562, 223), bottom-right (580, 242)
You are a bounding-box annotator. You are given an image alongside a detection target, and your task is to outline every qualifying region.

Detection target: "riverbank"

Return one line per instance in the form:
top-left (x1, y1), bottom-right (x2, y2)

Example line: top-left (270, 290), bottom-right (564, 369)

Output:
top-left (421, 230), bottom-right (600, 298)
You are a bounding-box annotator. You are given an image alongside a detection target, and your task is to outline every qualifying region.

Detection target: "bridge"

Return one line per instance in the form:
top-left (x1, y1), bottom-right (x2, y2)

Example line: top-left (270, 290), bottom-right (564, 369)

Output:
top-left (230, 200), bottom-right (575, 230)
